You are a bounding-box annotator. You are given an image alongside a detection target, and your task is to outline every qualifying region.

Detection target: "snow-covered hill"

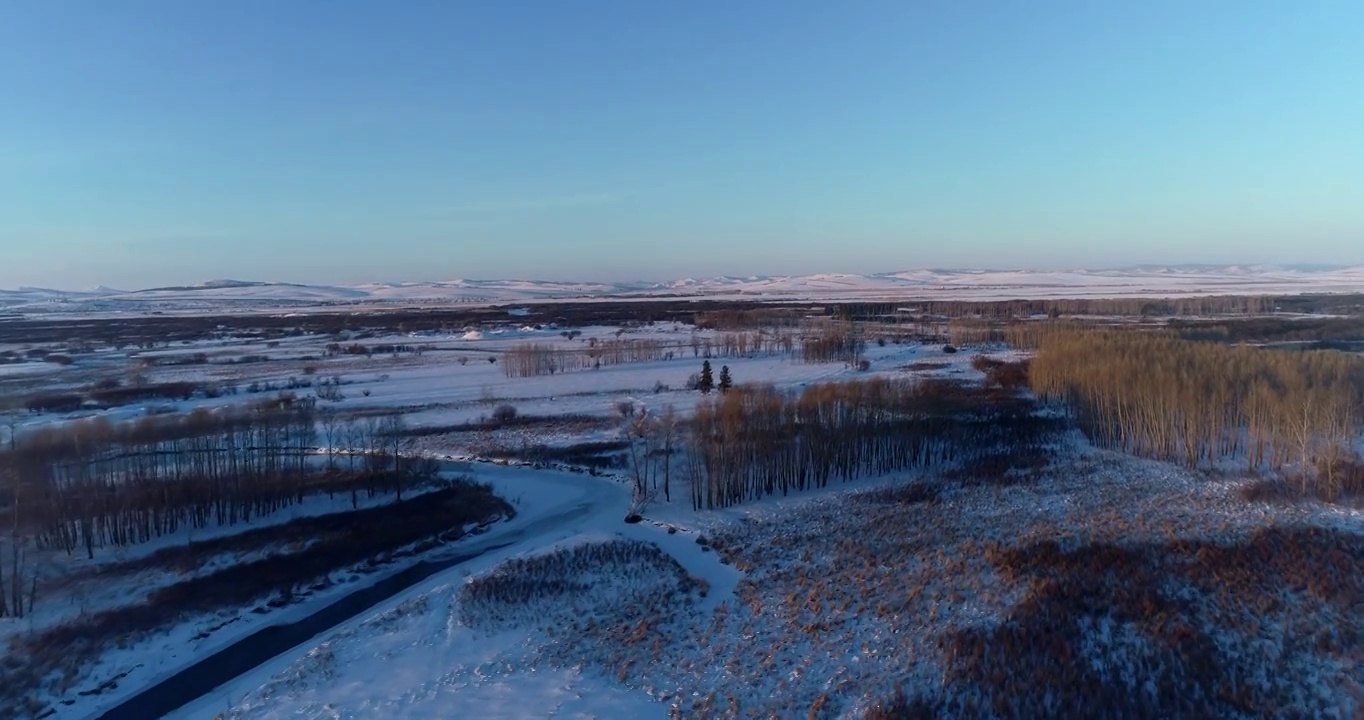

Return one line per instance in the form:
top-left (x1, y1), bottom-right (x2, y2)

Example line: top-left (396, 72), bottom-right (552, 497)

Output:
top-left (4, 265), bottom-right (1364, 312)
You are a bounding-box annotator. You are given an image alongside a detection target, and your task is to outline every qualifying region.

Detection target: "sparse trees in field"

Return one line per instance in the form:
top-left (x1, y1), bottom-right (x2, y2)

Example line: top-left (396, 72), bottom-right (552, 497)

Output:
top-left (624, 405), bottom-right (681, 506)
top-left (800, 322), bottom-right (866, 365)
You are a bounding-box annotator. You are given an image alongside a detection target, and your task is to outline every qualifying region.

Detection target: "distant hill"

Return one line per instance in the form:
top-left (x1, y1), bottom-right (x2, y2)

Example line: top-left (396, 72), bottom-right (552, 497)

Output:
top-left (4, 265), bottom-right (1363, 311)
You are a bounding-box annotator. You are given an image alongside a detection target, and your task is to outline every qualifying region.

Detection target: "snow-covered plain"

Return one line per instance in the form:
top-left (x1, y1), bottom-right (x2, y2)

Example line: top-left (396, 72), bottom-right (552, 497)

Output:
top-left (172, 448), bottom-right (1363, 720)
top-left (4, 323), bottom-right (966, 442)
top-left (5, 264), bottom-right (1364, 315)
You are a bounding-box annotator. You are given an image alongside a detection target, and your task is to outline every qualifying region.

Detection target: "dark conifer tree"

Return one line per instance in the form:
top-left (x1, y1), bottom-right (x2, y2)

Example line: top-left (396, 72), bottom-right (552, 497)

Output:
top-left (699, 360), bottom-right (714, 394)
top-left (718, 365), bottom-right (732, 394)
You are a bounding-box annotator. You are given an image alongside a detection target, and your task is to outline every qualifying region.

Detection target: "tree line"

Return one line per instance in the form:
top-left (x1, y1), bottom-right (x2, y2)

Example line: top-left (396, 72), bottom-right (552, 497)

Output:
top-left (503, 326), bottom-right (859, 379)
top-left (1029, 329), bottom-right (1364, 497)
top-left (502, 339), bottom-right (672, 377)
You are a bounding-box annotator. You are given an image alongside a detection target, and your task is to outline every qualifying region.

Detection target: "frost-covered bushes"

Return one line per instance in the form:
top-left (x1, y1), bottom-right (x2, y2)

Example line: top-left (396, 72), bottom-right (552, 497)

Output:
top-left (457, 540), bottom-right (701, 634)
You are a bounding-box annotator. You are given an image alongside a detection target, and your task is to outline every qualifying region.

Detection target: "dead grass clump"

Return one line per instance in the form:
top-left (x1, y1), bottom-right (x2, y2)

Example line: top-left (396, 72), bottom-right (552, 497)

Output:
top-left (970, 355), bottom-right (1031, 391)
top-left (854, 480), bottom-right (942, 506)
top-left (1241, 461), bottom-right (1364, 507)
top-left (899, 361), bottom-right (950, 372)
top-left (457, 540), bottom-right (698, 633)
top-left (942, 447), bottom-right (1052, 487)
top-left (862, 687), bottom-right (941, 720)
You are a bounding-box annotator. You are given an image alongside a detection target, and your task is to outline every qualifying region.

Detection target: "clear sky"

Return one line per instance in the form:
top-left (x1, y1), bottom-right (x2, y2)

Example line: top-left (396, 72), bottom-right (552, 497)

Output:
top-left (2, 1), bottom-right (1362, 289)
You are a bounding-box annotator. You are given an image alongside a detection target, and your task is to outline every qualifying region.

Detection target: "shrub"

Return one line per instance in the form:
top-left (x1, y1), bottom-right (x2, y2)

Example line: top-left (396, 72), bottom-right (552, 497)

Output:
top-left (492, 404), bottom-right (518, 424)
top-left (24, 393), bottom-right (84, 413)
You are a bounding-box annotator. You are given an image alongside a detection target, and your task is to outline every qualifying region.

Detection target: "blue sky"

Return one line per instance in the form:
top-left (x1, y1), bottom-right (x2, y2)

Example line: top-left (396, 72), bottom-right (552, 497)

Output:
top-left (2, 1), bottom-right (1362, 289)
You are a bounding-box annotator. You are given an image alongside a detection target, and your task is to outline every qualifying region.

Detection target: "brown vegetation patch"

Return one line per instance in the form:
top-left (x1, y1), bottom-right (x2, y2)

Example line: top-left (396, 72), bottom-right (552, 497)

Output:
top-left (898, 361), bottom-right (950, 372)
top-left (1241, 463), bottom-right (1364, 507)
top-left (853, 479), bottom-right (942, 506)
top-left (942, 446), bottom-right (1052, 487)
top-left (888, 526), bottom-right (1364, 718)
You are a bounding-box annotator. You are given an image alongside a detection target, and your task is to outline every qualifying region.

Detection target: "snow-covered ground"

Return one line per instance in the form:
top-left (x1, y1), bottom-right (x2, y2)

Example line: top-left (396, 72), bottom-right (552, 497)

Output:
top-left (164, 446), bottom-right (1363, 720)
top-left (5, 307), bottom-right (1361, 718)
top-left (167, 462), bottom-right (741, 720)
top-left (55, 463), bottom-right (641, 720)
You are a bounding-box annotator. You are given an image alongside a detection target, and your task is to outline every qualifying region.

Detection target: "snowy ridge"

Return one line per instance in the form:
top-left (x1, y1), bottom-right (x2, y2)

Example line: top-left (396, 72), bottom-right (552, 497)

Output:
top-left (4, 265), bottom-right (1364, 310)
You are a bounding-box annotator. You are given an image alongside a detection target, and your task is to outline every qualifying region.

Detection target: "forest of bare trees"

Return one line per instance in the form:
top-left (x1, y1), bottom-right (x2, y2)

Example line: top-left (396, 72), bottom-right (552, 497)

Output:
top-left (1029, 329), bottom-right (1364, 497)
top-left (502, 338), bottom-right (671, 377)
top-left (503, 329), bottom-right (809, 378)
top-left (664, 378), bottom-right (1054, 510)
top-left (0, 401), bottom-right (425, 618)
top-left (799, 324), bottom-right (867, 365)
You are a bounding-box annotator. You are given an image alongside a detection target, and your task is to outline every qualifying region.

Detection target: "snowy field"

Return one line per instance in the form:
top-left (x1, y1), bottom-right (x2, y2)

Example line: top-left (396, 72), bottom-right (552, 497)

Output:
top-left (170, 448), bottom-right (1363, 720)
top-left (2, 322), bottom-right (986, 441)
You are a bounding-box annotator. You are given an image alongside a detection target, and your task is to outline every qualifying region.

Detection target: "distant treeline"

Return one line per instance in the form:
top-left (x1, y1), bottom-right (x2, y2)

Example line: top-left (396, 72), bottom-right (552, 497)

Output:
top-left (503, 330), bottom-right (817, 378)
top-left (833, 295), bottom-right (1277, 322)
top-left (1030, 330), bottom-right (1364, 497)
top-left (1170, 315), bottom-right (1364, 345)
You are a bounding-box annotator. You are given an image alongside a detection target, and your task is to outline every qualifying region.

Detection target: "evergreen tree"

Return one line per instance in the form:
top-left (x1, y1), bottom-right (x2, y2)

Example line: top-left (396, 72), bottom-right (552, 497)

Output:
top-left (718, 365), bottom-right (732, 394)
top-left (699, 360), bottom-right (714, 394)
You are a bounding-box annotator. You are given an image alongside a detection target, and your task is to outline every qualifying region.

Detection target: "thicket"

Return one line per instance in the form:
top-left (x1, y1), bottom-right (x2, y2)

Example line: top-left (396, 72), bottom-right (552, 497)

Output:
top-left (1030, 329), bottom-right (1364, 497)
